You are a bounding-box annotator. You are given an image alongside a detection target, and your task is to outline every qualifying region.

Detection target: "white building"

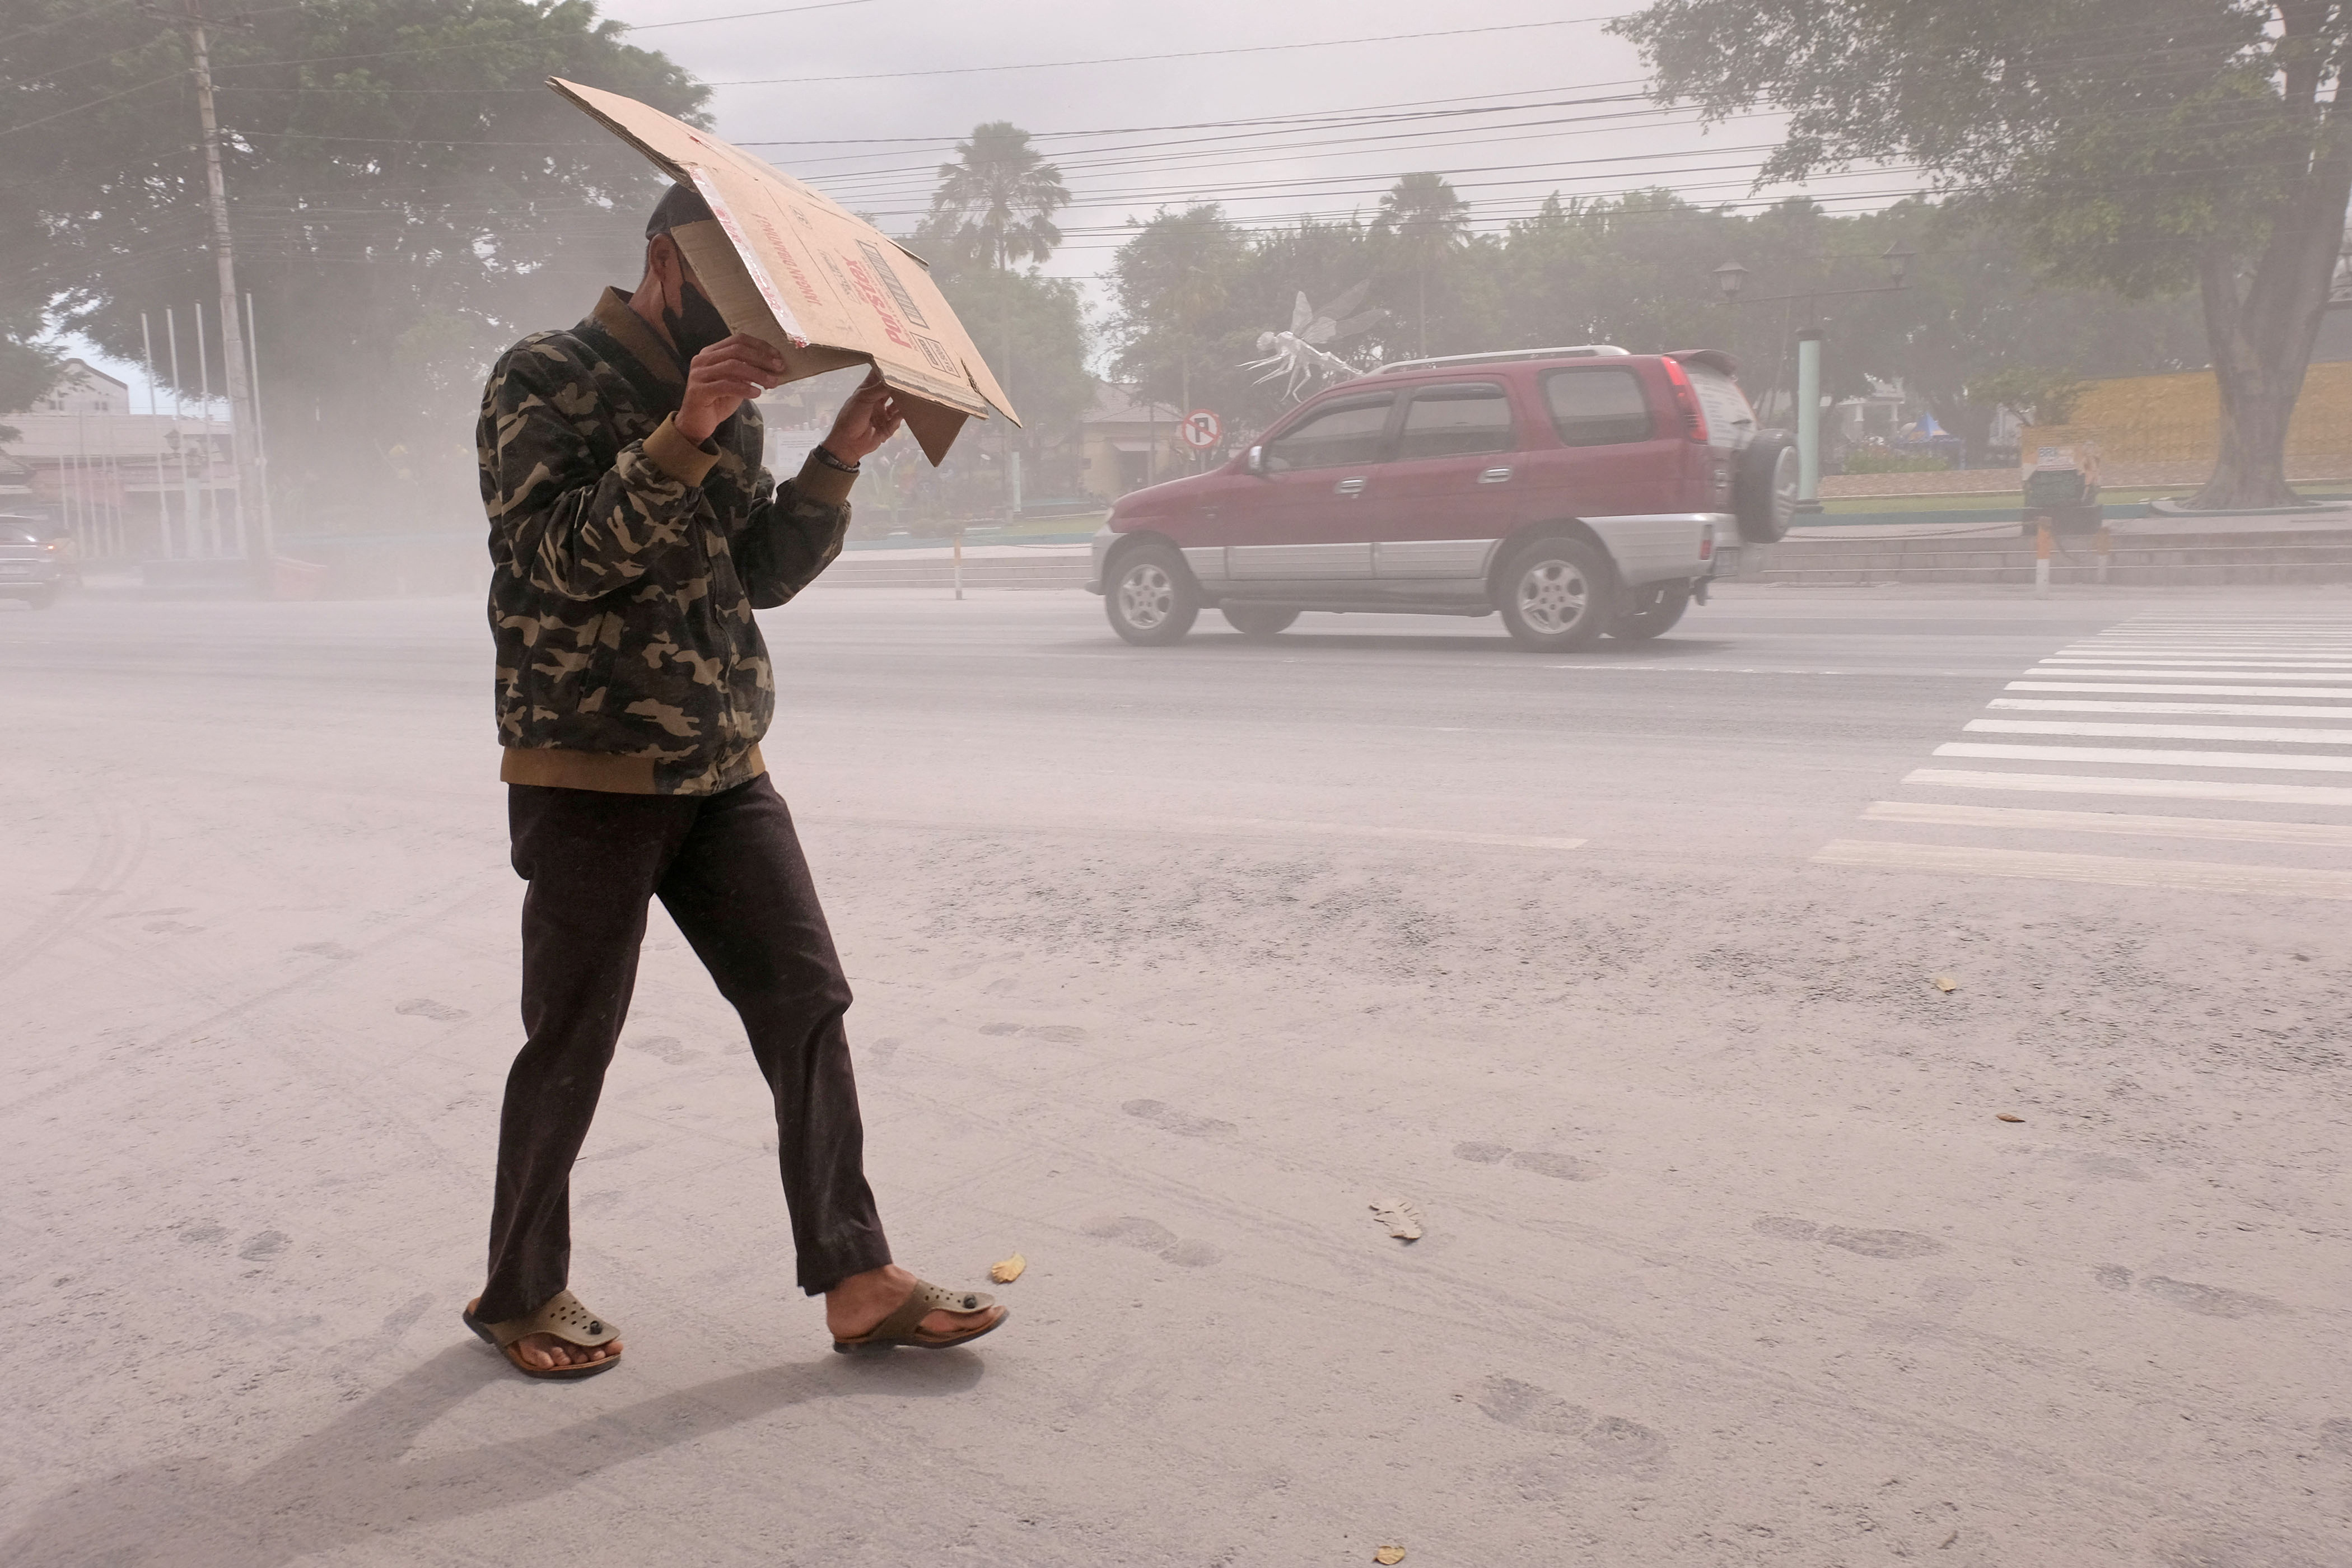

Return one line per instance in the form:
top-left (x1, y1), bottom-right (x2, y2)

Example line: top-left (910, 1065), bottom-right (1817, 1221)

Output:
top-left (1, 360), bottom-right (244, 559)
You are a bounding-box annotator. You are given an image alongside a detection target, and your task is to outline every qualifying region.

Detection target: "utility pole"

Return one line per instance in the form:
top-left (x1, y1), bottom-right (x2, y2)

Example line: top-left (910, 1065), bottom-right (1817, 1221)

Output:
top-left (158, 0), bottom-right (267, 572)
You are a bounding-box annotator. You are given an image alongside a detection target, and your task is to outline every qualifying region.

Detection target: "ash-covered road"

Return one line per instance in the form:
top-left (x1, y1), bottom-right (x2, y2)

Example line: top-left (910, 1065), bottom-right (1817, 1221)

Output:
top-left (4, 583), bottom-right (2350, 1567)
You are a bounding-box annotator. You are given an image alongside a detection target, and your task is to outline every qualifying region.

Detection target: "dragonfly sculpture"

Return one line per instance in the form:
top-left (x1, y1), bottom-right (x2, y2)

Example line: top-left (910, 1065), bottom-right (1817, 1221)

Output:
top-left (1242, 282), bottom-right (1385, 401)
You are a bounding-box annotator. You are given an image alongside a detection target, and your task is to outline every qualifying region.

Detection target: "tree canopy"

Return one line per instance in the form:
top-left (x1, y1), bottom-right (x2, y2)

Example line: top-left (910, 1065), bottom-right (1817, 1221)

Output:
top-left (1105, 191), bottom-right (2201, 455)
top-left (1614, 0), bottom-right (2351, 507)
top-left (921, 122), bottom-right (1070, 273)
top-left (1, 0), bottom-right (703, 528)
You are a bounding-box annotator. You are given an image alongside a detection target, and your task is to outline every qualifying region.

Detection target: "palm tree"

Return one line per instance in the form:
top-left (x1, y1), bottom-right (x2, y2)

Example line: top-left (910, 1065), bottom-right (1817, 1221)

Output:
top-left (1375, 171), bottom-right (1470, 356)
top-left (928, 123), bottom-right (1071, 272)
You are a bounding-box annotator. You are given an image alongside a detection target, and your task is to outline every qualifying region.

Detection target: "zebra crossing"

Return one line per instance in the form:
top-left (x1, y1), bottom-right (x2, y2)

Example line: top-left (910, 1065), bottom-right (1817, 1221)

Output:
top-left (1813, 611), bottom-right (2352, 899)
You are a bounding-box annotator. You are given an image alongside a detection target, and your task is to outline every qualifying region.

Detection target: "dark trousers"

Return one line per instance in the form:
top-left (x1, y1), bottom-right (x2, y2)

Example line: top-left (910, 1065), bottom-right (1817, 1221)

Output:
top-left (479, 775), bottom-right (891, 1322)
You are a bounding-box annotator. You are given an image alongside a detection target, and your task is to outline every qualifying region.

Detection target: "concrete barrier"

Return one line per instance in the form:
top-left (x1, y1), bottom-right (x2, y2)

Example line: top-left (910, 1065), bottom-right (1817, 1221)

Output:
top-left (1721, 526), bottom-right (2352, 586)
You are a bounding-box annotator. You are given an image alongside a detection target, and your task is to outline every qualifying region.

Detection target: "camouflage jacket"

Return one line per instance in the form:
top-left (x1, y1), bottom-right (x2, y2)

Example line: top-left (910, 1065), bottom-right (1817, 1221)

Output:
top-left (478, 288), bottom-right (855, 795)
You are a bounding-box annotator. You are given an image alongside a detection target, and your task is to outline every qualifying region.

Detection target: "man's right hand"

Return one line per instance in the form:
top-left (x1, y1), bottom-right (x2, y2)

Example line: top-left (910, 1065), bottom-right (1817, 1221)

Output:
top-left (678, 333), bottom-right (787, 444)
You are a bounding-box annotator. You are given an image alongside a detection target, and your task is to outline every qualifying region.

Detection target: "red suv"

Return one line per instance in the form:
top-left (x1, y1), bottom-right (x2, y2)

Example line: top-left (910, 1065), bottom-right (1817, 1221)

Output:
top-left (1089, 347), bottom-right (1795, 648)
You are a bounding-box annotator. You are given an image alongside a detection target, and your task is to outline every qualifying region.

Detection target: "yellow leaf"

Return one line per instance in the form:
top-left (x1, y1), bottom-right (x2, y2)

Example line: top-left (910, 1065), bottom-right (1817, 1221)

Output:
top-left (988, 1252), bottom-right (1026, 1284)
top-left (1932, 975), bottom-right (1958, 993)
top-left (1374, 1547), bottom-right (1407, 1565)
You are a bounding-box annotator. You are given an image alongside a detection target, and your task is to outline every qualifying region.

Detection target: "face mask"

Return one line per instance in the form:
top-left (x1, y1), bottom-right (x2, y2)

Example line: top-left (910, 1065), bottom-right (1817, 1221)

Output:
top-left (662, 279), bottom-right (734, 368)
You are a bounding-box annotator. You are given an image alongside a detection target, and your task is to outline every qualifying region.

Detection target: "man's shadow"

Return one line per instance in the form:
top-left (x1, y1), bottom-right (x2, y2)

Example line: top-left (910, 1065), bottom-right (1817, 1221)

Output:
top-left (3, 1337), bottom-right (984, 1566)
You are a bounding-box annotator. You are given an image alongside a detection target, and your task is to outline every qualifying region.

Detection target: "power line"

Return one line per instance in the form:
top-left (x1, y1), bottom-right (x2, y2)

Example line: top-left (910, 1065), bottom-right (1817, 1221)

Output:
top-left (200, 15), bottom-right (1619, 93)
top-left (0, 0), bottom-right (139, 51)
top-left (622, 0), bottom-right (875, 30)
top-left (702, 16), bottom-right (1610, 88)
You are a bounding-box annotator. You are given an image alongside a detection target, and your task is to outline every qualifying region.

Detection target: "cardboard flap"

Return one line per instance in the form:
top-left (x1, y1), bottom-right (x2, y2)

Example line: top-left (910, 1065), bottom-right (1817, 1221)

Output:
top-left (547, 77), bottom-right (1021, 464)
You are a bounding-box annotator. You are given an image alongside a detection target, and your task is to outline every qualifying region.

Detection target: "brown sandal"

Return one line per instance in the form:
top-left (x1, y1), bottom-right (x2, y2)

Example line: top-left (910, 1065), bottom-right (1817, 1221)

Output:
top-left (463, 1290), bottom-right (623, 1379)
top-left (832, 1280), bottom-right (1007, 1353)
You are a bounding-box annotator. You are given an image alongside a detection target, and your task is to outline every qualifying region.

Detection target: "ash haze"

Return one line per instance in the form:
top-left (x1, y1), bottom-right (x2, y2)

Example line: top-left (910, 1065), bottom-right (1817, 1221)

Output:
top-left (7, 2), bottom-right (2352, 1566)
top-left (610, 0), bottom-right (1826, 264)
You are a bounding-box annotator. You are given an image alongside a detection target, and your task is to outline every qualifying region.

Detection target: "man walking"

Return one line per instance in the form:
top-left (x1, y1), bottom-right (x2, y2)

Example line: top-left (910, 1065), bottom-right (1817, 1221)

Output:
top-left (462, 184), bottom-right (1005, 1378)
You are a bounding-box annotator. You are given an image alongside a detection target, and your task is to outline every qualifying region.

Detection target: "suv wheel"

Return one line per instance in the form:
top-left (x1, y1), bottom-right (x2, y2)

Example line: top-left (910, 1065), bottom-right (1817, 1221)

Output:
top-left (1105, 543), bottom-right (1199, 645)
top-left (1221, 605), bottom-right (1299, 639)
top-left (1607, 580), bottom-right (1690, 641)
top-left (1497, 537), bottom-right (1613, 650)
top-left (1734, 433), bottom-right (1799, 543)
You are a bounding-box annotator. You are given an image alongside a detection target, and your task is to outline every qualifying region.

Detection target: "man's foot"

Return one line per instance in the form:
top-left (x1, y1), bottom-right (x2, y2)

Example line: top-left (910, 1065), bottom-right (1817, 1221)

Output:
top-left (508, 1332), bottom-right (623, 1372)
top-left (463, 1292), bottom-right (623, 1377)
top-left (826, 1263), bottom-right (1003, 1342)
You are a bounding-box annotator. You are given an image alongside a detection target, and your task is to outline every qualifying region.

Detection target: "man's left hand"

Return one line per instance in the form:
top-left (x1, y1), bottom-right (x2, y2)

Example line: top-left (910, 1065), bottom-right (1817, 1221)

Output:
top-left (823, 368), bottom-right (907, 464)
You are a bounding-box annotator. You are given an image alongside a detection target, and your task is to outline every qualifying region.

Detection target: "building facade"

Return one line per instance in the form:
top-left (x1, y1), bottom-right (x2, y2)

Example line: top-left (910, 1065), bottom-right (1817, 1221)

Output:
top-left (1, 360), bottom-right (245, 561)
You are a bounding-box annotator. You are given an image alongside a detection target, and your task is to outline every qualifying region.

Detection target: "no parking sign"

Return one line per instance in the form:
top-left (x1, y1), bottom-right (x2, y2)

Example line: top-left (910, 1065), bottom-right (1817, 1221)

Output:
top-left (1178, 408), bottom-right (1222, 451)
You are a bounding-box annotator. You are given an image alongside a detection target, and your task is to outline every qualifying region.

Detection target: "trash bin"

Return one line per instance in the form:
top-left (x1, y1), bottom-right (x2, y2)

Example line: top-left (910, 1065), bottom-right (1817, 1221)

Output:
top-left (2023, 437), bottom-right (2102, 535)
top-left (271, 556), bottom-right (330, 600)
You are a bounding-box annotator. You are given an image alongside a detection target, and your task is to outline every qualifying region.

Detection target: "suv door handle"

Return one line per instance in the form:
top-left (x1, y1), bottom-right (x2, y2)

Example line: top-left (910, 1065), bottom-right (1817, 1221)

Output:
top-left (1333, 477), bottom-right (1368, 497)
top-left (1477, 466), bottom-right (1514, 484)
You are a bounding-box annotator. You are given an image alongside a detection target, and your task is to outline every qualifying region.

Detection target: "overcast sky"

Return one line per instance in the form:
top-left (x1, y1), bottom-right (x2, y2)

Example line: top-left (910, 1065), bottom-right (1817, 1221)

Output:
top-left (605, 0), bottom-right (1877, 282)
top-left (79, 0), bottom-right (1919, 403)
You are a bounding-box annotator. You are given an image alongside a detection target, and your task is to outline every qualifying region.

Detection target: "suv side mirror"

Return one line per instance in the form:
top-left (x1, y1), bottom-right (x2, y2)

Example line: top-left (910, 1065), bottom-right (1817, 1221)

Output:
top-left (1244, 444), bottom-right (1267, 477)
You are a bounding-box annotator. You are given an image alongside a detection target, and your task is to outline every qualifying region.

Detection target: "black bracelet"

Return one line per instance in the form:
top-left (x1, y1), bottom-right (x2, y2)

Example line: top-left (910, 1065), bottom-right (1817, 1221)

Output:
top-left (811, 444), bottom-right (860, 474)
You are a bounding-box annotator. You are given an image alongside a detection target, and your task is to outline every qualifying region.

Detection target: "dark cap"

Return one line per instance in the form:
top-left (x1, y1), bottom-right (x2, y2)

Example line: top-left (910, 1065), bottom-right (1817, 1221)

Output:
top-left (646, 183), bottom-right (715, 237)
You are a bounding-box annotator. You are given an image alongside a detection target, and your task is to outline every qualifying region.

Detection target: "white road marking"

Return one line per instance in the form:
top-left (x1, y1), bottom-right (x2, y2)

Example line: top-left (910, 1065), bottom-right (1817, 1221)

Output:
top-left (2024, 669), bottom-right (2352, 684)
top-left (1163, 818), bottom-right (1588, 851)
top-left (2075, 640), bottom-right (2352, 647)
top-left (817, 813), bottom-right (1589, 851)
top-left (1936, 741), bottom-right (2352, 772)
top-left (1813, 839), bottom-right (2352, 899)
top-left (1988, 699), bottom-right (2352, 718)
top-left (1964, 718), bottom-right (2352, 744)
top-left (1861, 800), bottom-right (2352, 847)
top-left (1903, 768), bottom-right (2352, 806)
top-left (2038, 658), bottom-right (2352, 668)
top-left (2005, 681), bottom-right (2352, 698)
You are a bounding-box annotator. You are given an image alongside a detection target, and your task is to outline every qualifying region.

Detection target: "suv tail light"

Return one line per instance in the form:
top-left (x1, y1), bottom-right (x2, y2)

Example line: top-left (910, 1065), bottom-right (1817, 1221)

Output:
top-left (1699, 524), bottom-right (1715, 561)
top-left (1660, 357), bottom-right (1710, 444)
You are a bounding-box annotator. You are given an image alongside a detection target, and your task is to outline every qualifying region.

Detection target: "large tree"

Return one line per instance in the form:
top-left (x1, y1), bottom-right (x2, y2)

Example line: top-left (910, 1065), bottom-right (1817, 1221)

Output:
top-left (1616, 0), bottom-right (2351, 509)
top-left (1109, 204), bottom-right (1250, 421)
top-left (923, 122), bottom-right (1070, 273)
top-left (1, 0), bottom-right (702, 530)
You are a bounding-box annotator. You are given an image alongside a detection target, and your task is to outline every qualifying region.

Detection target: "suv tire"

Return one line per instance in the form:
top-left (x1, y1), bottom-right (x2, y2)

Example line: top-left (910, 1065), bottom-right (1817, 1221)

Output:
top-left (1221, 605), bottom-right (1299, 639)
top-left (1734, 432), bottom-right (1799, 543)
top-left (1496, 536), bottom-right (1613, 650)
top-left (1608, 580), bottom-right (1690, 641)
top-left (1105, 542), bottom-right (1200, 645)
top-left (24, 585), bottom-right (55, 610)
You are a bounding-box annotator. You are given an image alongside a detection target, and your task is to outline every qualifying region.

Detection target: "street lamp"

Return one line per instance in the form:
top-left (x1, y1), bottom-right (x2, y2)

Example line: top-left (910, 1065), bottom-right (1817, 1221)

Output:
top-left (1709, 243), bottom-right (1920, 510)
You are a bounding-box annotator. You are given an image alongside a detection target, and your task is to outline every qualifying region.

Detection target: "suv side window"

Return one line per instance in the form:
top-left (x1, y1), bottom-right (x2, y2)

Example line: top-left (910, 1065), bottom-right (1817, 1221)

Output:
top-left (1394, 382), bottom-right (1514, 461)
top-left (1542, 368), bottom-right (1653, 447)
top-left (1263, 393), bottom-right (1396, 472)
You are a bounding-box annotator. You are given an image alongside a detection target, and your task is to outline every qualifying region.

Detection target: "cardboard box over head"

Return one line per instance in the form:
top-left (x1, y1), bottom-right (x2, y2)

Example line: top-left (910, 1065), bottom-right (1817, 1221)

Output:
top-left (549, 77), bottom-right (1018, 465)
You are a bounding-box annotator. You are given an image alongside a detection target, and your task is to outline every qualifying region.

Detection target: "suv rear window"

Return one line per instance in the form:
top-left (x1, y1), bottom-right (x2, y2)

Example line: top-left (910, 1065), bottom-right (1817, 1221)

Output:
top-left (1395, 382), bottom-right (1514, 460)
top-left (1542, 368), bottom-right (1653, 447)
top-left (1264, 393), bottom-right (1394, 472)
top-left (1684, 367), bottom-right (1757, 449)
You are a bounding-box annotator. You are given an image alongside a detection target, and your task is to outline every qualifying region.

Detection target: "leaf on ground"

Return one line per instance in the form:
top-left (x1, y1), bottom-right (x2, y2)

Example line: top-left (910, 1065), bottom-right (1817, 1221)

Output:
top-left (1932, 975), bottom-right (1958, 993)
top-left (989, 1253), bottom-right (1026, 1284)
top-left (1369, 1198), bottom-right (1424, 1242)
top-left (1374, 1546), bottom-right (1407, 1565)
top-left (1996, 1113), bottom-right (2024, 1123)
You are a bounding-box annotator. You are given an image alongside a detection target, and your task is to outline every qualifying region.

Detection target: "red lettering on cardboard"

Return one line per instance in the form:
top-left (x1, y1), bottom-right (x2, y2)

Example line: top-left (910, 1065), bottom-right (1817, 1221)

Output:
top-left (843, 255), bottom-right (914, 349)
top-left (753, 214), bottom-right (824, 307)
